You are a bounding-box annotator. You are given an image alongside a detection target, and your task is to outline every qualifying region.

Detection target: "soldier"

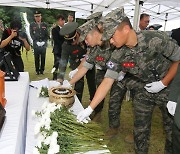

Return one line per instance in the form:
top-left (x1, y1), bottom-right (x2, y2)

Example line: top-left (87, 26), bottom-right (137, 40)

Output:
top-left (57, 22), bottom-right (96, 103)
top-left (51, 14), bottom-right (65, 80)
top-left (76, 7), bottom-right (180, 154)
top-left (167, 65), bottom-right (180, 154)
top-left (69, 12), bottom-right (139, 138)
top-left (167, 27), bottom-right (180, 154)
top-left (30, 11), bottom-right (49, 75)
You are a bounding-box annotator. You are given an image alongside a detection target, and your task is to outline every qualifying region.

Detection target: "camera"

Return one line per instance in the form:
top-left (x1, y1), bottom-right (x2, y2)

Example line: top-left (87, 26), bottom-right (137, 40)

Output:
top-left (16, 30), bottom-right (26, 39)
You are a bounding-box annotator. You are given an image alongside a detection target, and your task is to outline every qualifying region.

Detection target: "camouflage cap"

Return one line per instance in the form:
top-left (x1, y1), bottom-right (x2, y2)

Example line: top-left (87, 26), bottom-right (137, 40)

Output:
top-left (87, 12), bottom-right (102, 21)
top-left (60, 22), bottom-right (78, 40)
top-left (102, 7), bottom-right (127, 41)
top-left (78, 19), bottom-right (97, 42)
top-left (77, 11), bottom-right (103, 43)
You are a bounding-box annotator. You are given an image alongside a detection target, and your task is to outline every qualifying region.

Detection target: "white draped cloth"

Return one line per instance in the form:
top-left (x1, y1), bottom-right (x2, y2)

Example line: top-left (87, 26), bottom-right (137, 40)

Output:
top-left (0, 72), bottom-right (29, 154)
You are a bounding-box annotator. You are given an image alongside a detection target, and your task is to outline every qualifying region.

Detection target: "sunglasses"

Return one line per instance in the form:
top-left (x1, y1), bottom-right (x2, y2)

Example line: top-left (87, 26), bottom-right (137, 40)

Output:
top-left (34, 15), bottom-right (41, 17)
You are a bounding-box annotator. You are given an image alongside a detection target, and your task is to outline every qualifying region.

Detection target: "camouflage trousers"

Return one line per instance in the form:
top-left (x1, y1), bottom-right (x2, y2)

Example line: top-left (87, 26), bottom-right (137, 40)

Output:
top-left (133, 87), bottom-right (173, 154)
top-left (108, 81), bottom-right (127, 128)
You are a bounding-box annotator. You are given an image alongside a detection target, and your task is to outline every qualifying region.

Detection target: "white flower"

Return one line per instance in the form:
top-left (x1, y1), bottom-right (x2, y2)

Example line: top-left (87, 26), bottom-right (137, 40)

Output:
top-left (32, 110), bottom-right (36, 118)
top-left (33, 148), bottom-right (40, 154)
top-left (42, 101), bottom-right (48, 110)
top-left (42, 91), bottom-right (45, 95)
top-left (37, 134), bottom-right (45, 142)
top-left (51, 144), bottom-right (60, 153)
top-left (57, 104), bottom-right (62, 109)
top-left (37, 140), bottom-right (42, 148)
top-left (52, 132), bottom-right (58, 139)
top-left (37, 87), bottom-right (42, 97)
top-left (34, 123), bottom-right (41, 135)
top-left (49, 139), bottom-right (60, 154)
top-left (44, 136), bottom-right (51, 145)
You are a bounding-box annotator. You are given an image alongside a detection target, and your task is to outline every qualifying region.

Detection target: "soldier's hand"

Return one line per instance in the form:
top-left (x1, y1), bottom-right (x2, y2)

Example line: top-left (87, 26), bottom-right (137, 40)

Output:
top-left (69, 68), bottom-right (78, 79)
top-left (144, 81), bottom-right (167, 93)
top-left (77, 106), bottom-right (93, 123)
top-left (167, 101), bottom-right (177, 116)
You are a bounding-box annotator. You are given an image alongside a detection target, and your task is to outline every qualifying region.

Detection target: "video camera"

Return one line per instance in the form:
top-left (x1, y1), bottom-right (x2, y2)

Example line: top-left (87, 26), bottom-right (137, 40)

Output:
top-left (16, 30), bottom-right (27, 39)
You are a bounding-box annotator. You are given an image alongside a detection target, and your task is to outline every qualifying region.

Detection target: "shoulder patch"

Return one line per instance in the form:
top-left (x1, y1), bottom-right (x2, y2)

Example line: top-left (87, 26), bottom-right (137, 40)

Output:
top-left (107, 61), bottom-right (115, 69)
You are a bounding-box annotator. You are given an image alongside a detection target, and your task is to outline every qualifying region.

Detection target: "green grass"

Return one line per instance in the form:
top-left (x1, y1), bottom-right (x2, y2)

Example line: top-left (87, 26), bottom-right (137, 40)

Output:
top-left (22, 45), bottom-right (165, 154)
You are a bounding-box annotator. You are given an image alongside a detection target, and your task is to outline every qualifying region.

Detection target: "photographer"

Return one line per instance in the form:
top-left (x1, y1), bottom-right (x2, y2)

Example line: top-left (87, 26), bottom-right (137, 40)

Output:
top-left (0, 19), bottom-right (30, 72)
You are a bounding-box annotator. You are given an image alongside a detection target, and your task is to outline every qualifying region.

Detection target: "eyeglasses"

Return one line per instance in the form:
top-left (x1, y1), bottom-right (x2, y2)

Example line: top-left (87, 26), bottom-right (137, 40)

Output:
top-left (34, 15), bottom-right (41, 17)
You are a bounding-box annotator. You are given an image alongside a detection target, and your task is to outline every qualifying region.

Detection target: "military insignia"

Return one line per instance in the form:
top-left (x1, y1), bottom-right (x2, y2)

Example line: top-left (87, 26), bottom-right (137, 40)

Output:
top-left (96, 56), bottom-right (104, 61)
top-left (122, 62), bottom-right (135, 68)
top-left (72, 50), bottom-right (79, 54)
top-left (107, 61), bottom-right (115, 69)
top-left (85, 55), bottom-right (89, 60)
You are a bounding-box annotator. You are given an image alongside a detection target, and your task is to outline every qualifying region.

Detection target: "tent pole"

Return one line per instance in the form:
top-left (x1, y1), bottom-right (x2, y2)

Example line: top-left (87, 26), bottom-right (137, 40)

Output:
top-left (164, 13), bottom-right (168, 31)
top-left (91, 3), bottom-right (93, 14)
top-left (133, 0), bottom-right (144, 31)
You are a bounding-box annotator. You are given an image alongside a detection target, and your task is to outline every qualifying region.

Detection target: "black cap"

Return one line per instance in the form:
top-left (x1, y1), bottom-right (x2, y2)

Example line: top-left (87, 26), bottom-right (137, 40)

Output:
top-left (60, 22), bottom-right (78, 40)
top-left (34, 11), bottom-right (41, 16)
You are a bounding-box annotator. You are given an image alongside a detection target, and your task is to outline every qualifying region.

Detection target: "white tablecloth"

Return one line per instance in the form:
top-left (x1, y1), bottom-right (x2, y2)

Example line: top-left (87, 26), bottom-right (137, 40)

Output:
top-left (25, 80), bottom-right (110, 154)
top-left (0, 72), bottom-right (29, 154)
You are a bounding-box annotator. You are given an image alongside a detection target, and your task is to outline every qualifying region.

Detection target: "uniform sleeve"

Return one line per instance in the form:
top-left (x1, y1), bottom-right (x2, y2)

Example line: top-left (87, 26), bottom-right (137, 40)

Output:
top-left (29, 23), bottom-right (36, 41)
top-left (44, 23), bottom-right (49, 41)
top-left (83, 48), bottom-right (95, 69)
top-left (162, 38), bottom-right (180, 61)
top-left (52, 27), bottom-right (59, 45)
top-left (104, 49), bottom-right (122, 80)
top-left (157, 32), bottom-right (180, 61)
top-left (58, 43), bottom-right (69, 80)
top-left (83, 61), bottom-right (94, 70)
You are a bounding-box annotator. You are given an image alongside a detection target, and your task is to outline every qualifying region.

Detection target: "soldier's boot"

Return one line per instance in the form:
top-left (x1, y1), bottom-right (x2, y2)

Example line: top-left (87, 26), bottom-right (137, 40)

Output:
top-left (91, 112), bottom-right (101, 122)
top-left (124, 133), bottom-right (134, 144)
top-left (105, 128), bottom-right (119, 139)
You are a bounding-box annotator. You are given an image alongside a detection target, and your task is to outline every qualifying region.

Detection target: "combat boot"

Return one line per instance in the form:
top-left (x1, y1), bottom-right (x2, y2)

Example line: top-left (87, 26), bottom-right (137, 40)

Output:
top-left (124, 133), bottom-right (134, 144)
top-left (105, 128), bottom-right (119, 139)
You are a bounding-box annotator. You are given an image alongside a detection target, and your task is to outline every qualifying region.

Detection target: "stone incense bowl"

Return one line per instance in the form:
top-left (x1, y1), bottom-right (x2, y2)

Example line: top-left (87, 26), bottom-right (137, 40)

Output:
top-left (49, 87), bottom-right (76, 108)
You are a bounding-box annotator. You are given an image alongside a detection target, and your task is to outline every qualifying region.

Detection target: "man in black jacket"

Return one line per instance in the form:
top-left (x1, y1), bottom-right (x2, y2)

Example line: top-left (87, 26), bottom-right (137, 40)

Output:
top-left (171, 27), bottom-right (180, 46)
top-left (51, 15), bottom-right (65, 80)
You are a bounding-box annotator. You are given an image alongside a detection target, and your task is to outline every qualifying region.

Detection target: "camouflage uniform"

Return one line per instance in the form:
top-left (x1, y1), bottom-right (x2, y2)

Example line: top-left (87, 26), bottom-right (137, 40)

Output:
top-left (105, 30), bottom-right (180, 154)
top-left (84, 41), bottom-right (128, 127)
top-left (30, 21), bottom-right (48, 74)
top-left (78, 10), bottom-right (139, 127)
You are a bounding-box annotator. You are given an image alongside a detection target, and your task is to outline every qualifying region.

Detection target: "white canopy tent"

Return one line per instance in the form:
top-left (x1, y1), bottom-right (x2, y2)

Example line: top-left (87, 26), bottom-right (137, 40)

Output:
top-left (0, 0), bottom-right (179, 31)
